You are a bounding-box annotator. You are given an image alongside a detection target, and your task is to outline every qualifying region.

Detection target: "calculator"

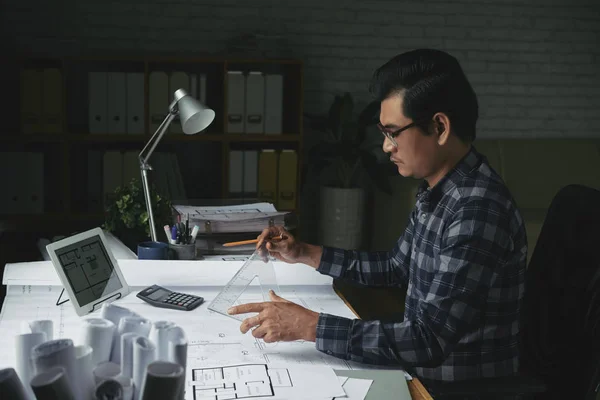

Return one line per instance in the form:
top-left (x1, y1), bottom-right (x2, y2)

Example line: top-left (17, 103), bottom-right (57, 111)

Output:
top-left (136, 285), bottom-right (204, 311)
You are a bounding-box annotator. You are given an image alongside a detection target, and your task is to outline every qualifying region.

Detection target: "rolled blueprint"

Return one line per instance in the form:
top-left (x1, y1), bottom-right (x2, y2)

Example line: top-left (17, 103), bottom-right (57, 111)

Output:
top-left (93, 362), bottom-right (121, 385)
top-left (0, 367), bottom-right (29, 400)
top-left (148, 321), bottom-right (175, 361)
top-left (100, 303), bottom-right (138, 363)
top-left (31, 339), bottom-right (77, 397)
top-left (114, 375), bottom-right (133, 400)
top-left (120, 332), bottom-right (140, 379)
top-left (75, 344), bottom-right (95, 400)
top-left (95, 378), bottom-right (123, 400)
top-left (167, 326), bottom-right (187, 373)
top-left (132, 337), bottom-right (156, 400)
top-left (80, 318), bottom-right (116, 366)
top-left (30, 365), bottom-right (75, 400)
top-left (140, 361), bottom-right (184, 400)
top-left (21, 319), bottom-right (54, 341)
top-left (15, 331), bottom-right (46, 397)
top-left (113, 317), bottom-right (151, 363)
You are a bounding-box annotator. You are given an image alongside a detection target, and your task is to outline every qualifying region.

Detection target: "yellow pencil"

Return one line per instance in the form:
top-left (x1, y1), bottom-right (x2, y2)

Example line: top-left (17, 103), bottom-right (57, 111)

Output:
top-left (222, 235), bottom-right (283, 247)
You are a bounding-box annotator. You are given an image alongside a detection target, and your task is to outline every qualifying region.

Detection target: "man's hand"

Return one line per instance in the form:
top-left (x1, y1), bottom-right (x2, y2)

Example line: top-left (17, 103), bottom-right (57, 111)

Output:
top-left (228, 290), bottom-right (319, 343)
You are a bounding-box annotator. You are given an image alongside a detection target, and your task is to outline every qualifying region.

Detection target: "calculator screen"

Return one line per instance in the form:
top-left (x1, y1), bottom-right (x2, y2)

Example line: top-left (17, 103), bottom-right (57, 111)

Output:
top-left (147, 288), bottom-right (169, 301)
top-left (54, 235), bottom-right (123, 307)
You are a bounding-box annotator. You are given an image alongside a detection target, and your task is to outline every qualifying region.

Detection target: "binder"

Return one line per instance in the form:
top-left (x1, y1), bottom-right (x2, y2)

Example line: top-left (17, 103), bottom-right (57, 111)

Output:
top-left (226, 71), bottom-right (245, 133)
top-left (41, 68), bottom-right (63, 133)
top-left (122, 150), bottom-right (140, 186)
top-left (199, 73), bottom-right (207, 105)
top-left (87, 150), bottom-right (104, 211)
top-left (228, 150), bottom-right (244, 195)
top-left (20, 69), bottom-right (43, 134)
top-left (258, 149), bottom-right (278, 204)
top-left (243, 150), bottom-right (258, 195)
top-left (149, 71), bottom-right (169, 134)
top-left (264, 74), bottom-right (283, 134)
top-left (169, 71), bottom-right (190, 134)
top-left (103, 151), bottom-right (123, 206)
top-left (277, 150), bottom-right (297, 210)
top-left (126, 73), bottom-right (144, 134)
top-left (107, 72), bottom-right (127, 133)
top-left (88, 72), bottom-right (108, 133)
top-left (244, 72), bottom-right (265, 133)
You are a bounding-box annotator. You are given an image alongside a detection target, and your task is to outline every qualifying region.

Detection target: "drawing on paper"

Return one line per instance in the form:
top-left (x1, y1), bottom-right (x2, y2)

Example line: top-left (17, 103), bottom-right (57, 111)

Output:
top-left (192, 364), bottom-right (292, 400)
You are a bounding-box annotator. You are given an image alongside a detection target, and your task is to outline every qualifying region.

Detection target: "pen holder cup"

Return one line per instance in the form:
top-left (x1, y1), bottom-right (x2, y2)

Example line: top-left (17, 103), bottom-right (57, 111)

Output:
top-left (169, 243), bottom-right (197, 260)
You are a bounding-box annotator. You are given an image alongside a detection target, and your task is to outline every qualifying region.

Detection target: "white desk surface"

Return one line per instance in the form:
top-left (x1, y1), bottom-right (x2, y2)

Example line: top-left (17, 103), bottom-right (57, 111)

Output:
top-left (0, 259), bottom-right (410, 399)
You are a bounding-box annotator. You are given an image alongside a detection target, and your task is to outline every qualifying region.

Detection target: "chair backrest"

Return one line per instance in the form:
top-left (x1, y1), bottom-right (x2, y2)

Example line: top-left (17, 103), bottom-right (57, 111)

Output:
top-left (519, 184), bottom-right (600, 399)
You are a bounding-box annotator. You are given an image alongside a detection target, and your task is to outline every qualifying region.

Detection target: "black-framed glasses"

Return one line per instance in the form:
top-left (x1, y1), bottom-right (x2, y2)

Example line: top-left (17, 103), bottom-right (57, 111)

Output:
top-left (377, 121), bottom-right (419, 148)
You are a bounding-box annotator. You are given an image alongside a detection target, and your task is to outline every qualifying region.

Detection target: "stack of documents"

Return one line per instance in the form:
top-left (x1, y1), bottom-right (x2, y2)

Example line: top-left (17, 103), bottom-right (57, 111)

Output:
top-left (173, 202), bottom-right (289, 233)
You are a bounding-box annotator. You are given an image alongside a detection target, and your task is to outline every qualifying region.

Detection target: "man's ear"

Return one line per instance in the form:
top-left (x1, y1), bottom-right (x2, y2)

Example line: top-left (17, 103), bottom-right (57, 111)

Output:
top-left (434, 113), bottom-right (451, 145)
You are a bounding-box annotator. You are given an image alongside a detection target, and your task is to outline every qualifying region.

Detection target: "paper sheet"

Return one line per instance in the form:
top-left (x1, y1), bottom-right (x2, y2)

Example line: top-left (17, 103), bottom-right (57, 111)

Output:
top-left (0, 260), bottom-right (405, 400)
top-left (334, 377), bottom-right (373, 400)
top-left (190, 363), bottom-right (345, 400)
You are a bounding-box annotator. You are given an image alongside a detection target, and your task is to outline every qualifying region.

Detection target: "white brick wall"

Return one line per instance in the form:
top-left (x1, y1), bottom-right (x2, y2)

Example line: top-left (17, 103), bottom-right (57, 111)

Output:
top-left (4, 0), bottom-right (600, 138)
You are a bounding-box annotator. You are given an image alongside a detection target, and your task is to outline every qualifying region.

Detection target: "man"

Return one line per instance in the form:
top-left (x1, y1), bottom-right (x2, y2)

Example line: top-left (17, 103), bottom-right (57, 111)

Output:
top-left (228, 49), bottom-right (527, 390)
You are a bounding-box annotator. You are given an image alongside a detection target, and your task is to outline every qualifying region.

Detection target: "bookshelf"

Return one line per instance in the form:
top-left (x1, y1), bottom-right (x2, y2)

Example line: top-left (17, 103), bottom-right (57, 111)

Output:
top-left (0, 55), bottom-right (303, 233)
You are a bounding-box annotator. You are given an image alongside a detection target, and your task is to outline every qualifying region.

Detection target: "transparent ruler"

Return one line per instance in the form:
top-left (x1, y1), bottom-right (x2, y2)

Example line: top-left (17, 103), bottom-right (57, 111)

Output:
top-left (208, 251), bottom-right (280, 321)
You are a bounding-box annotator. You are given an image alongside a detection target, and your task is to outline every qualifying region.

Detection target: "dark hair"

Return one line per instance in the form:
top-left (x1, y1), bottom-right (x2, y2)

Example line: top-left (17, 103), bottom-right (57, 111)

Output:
top-left (369, 49), bottom-right (479, 142)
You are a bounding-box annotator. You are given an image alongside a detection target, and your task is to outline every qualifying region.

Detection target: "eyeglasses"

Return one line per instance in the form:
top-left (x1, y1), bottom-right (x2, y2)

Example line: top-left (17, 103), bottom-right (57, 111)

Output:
top-left (377, 121), bottom-right (419, 148)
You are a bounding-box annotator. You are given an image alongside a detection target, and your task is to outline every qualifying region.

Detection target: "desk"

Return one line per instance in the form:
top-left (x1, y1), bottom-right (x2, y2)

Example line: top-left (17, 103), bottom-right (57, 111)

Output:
top-left (1, 259), bottom-right (429, 399)
top-left (333, 282), bottom-right (433, 400)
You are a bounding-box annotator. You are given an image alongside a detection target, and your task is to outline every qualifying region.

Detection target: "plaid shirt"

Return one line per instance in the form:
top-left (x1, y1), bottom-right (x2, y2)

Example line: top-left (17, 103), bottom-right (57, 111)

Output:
top-left (315, 146), bottom-right (527, 384)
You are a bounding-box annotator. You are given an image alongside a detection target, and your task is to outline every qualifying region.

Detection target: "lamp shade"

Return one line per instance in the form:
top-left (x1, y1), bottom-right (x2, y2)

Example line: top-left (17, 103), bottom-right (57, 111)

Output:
top-left (173, 89), bottom-right (215, 135)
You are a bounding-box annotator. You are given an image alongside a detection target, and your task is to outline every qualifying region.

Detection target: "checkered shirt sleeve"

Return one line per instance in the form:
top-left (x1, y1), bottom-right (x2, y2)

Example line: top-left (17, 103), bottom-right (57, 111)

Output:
top-left (315, 199), bottom-right (516, 368)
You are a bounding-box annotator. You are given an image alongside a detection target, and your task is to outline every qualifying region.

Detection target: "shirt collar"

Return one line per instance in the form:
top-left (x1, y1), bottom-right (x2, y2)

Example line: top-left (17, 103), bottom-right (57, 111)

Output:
top-left (416, 146), bottom-right (483, 211)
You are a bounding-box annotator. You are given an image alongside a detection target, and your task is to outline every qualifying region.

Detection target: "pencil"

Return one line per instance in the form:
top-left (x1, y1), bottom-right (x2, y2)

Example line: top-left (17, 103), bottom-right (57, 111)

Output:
top-left (222, 235), bottom-right (283, 247)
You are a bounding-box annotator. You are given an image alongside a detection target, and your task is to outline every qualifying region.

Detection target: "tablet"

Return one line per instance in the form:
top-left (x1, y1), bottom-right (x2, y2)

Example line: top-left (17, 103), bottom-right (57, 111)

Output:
top-left (46, 227), bottom-right (130, 316)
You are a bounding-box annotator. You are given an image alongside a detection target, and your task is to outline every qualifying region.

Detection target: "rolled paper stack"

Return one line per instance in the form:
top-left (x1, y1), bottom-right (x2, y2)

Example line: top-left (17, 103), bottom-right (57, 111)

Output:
top-left (140, 361), bottom-right (185, 400)
top-left (30, 365), bottom-right (76, 400)
top-left (94, 361), bottom-right (122, 385)
top-left (10, 307), bottom-right (188, 400)
top-left (132, 337), bottom-right (157, 400)
top-left (22, 319), bottom-right (54, 341)
top-left (80, 318), bottom-right (116, 366)
top-left (0, 367), bottom-right (29, 400)
top-left (95, 378), bottom-right (124, 400)
top-left (15, 331), bottom-right (46, 398)
top-left (100, 303), bottom-right (139, 363)
top-left (31, 339), bottom-right (78, 397)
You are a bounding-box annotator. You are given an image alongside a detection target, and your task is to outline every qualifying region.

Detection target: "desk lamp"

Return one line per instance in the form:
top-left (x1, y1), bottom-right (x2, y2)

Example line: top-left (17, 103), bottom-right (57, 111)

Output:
top-left (139, 88), bottom-right (215, 242)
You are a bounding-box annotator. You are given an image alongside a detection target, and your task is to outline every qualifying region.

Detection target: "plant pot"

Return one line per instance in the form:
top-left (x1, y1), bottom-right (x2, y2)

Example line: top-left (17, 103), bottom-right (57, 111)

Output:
top-left (319, 186), bottom-right (366, 250)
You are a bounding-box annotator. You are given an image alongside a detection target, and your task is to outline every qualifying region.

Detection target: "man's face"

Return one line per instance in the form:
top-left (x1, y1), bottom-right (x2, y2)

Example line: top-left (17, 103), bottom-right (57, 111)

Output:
top-left (379, 94), bottom-right (441, 180)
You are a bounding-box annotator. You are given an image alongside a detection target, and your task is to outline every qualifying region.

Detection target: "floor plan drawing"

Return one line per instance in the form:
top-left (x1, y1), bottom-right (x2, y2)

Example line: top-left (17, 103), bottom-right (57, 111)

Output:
top-left (191, 364), bottom-right (292, 400)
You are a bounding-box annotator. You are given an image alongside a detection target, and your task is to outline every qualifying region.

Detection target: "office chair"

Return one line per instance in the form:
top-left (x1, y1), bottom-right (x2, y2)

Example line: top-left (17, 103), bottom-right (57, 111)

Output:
top-left (428, 184), bottom-right (600, 400)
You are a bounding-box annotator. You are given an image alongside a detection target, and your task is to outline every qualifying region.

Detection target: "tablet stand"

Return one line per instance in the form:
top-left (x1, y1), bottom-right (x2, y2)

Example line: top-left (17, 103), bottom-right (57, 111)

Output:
top-left (55, 289), bottom-right (122, 312)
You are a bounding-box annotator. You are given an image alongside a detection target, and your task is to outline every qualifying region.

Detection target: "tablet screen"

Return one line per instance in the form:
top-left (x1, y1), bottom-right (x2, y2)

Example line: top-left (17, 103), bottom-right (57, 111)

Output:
top-left (54, 235), bottom-right (123, 307)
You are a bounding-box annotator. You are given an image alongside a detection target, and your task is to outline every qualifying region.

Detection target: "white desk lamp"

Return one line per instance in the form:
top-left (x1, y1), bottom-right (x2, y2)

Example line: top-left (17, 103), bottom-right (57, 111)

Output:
top-left (139, 88), bottom-right (215, 242)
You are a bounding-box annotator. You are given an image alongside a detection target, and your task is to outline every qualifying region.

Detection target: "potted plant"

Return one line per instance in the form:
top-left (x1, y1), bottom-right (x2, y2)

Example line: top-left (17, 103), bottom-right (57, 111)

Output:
top-left (102, 178), bottom-right (173, 252)
top-left (304, 92), bottom-right (394, 250)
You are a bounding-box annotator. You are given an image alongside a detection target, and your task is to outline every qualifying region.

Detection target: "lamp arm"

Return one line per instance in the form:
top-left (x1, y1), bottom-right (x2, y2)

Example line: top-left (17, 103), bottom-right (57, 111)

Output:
top-left (139, 100), bottom-right (179, 242)
top-left (139, 101), bottom-right (178, 166)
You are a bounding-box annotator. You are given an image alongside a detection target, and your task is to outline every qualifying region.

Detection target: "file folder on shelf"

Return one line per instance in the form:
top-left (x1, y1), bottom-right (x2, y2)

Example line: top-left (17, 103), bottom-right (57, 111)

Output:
top-left (149, 71), bottom-right (169, 134)
top-left (88, 71), bottom-right (108, 133)
top-left (277, 149), bottom-right (298, 210)
top-left (244, 72), bottom-right (265, 133)
top-left (126, 72), bottom-right (144, 134)
top-left (264, 74), bottom-right (283, 134)
top-left (107, 72), bottom-right (127, 133)
top-left (226, 71), bottom-right (245, 133)
top-left (258, 149), bottom-right (278, 205)
top-left (41, 68), bottom-right (63, 133)
top-left (20, 69), bottom-right (43, 134)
